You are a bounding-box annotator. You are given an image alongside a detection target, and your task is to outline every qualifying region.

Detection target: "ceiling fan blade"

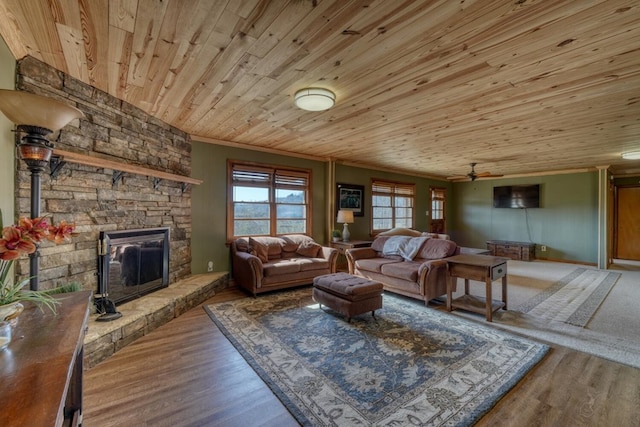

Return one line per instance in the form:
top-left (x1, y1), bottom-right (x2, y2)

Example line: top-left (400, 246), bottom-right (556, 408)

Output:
top-left (446, 174), bottom-right (469, 180)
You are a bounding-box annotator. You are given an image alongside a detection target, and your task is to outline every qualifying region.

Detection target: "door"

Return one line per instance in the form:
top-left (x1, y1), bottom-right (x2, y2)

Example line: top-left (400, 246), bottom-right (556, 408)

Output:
top-left (615, 186), bottom-right (640, 260)
top-left (429, 187), bottom-right (446, 233)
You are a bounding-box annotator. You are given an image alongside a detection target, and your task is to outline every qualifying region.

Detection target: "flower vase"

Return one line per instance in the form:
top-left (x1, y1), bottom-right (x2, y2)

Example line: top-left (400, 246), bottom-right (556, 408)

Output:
top-left (0, 302), bottom-right (24, 326)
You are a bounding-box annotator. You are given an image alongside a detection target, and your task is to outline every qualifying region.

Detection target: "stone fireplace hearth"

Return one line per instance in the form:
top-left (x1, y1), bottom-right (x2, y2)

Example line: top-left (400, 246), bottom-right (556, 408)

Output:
top-left (84, 271), bottom-right (228, 368)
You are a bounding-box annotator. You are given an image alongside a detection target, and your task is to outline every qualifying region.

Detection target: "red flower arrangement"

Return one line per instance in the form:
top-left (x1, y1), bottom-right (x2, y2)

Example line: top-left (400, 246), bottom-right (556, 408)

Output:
top-left (0, 213), bottom-right (76, 314)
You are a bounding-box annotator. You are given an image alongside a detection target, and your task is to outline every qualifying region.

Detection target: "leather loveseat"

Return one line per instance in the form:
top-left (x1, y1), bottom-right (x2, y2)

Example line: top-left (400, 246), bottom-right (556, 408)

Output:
top-left (231, 234), bottom-right (338, 297)
top-left (346, 235), bottom-right (459, 305)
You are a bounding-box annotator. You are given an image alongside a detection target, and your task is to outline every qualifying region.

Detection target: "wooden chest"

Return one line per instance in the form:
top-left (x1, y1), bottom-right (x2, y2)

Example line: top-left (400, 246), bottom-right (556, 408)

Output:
top-left (486, 240), bottom-right (536, 261)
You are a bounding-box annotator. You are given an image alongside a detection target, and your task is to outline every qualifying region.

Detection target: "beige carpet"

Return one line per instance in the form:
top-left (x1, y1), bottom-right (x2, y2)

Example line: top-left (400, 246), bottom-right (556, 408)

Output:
top-left (441, 260), bottom-right (640, 369)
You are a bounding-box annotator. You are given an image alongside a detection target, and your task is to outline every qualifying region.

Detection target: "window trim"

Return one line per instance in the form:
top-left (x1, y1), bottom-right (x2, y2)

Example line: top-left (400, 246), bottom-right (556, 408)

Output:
top-left (370, 178), bottom-right (416, 234)
top-left (227, 160), bottom-right (312, 241)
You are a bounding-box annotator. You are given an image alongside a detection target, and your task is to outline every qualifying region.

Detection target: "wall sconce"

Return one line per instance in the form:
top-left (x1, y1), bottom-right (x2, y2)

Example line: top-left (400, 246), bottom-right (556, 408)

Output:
top-left (294, 88), bottom-right (335, 111)
top-left (0, 89), bottom-right (84, 290)
top-left (336, 210), bottom-right (354, 242)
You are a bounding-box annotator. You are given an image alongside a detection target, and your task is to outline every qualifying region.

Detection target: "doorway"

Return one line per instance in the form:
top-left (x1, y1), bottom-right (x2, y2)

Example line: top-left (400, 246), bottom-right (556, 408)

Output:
top-left (429, 187), bottom-right (446, 233)
top-left (614, 185), bottom-right (640, 261)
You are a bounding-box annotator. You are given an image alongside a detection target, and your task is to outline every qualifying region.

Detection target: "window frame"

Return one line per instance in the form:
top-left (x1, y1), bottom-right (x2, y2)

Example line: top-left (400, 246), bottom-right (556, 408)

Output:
top-left (370, 178), bottom-right (416, 234)
top-left (227, 160), bottom-right (312, 241)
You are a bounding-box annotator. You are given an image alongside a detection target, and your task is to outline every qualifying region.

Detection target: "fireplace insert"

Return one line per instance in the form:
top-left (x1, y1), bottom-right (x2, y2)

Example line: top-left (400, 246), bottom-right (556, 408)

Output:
top-left (97, 227), bottom-right (170, 306)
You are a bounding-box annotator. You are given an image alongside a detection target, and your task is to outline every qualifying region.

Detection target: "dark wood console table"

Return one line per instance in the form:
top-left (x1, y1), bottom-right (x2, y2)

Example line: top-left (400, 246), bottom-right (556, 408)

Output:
top-left (446, 254), bottom-right (508, 322)
top-left (0, 290), bottom-right (91, 426)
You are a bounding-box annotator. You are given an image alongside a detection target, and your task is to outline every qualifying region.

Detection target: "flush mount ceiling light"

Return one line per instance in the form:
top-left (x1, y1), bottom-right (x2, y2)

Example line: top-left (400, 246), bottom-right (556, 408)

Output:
top-left (294, 88), bottom-right (335, 111)
top-left (621, 151), bottom-right (640, 160)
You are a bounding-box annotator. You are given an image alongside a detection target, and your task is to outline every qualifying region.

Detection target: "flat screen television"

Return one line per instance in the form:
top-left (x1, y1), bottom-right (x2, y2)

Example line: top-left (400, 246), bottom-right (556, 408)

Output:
top-left (493, 184), bottom-right (540, 208)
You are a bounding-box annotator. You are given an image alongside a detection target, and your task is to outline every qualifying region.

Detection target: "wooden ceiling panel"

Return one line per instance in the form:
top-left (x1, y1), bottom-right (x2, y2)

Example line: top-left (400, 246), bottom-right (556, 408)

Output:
top-left (0, 0), bottom-right (639, 178)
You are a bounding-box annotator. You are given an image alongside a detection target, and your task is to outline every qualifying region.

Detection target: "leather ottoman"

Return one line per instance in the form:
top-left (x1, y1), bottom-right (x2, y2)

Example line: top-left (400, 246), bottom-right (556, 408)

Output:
top-left (312, 272), bottom-right (383, 322)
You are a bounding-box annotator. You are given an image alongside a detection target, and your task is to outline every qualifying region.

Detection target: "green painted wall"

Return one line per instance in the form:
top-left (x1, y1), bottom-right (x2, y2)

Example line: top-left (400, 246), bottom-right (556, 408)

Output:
top-left (450, 172), bottom-right (599, 264)
top-left (0, 36), bottom-right (16, 225)
top-left (191, 142), bottom-right (327, 274)
top-left (335, 164), bottom-right (452, 240)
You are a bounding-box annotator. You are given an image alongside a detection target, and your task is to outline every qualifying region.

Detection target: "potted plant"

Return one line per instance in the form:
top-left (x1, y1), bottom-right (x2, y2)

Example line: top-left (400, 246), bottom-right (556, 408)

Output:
top-left (0, 211), bottom-right (76, 322)
top-left (332, 229), bottom-right (341, 242)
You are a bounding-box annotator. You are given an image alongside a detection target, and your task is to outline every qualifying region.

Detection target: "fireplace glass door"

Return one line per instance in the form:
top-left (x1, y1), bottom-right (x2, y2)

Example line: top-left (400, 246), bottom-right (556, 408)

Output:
top-left (98, 228), bottom-right (170, 305)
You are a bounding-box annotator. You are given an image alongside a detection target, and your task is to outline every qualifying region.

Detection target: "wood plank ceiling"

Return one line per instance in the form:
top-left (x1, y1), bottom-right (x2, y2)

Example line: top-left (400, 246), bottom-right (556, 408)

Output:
top-left (1, 0), bottom-right (639, 179)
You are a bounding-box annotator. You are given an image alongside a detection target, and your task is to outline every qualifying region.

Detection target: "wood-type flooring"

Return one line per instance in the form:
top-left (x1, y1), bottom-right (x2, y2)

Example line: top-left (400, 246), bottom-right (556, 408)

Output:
top-left (84, 288), bottom-right (640, 426)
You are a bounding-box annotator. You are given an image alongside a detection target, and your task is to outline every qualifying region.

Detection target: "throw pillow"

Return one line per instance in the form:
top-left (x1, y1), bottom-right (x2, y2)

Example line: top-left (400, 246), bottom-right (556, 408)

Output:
top-left (249, 237), bottom-right (269, 263)
top-left (416, 239), bottom-right (457, 259)
top-left (296, 240), bottom-right (321, 257)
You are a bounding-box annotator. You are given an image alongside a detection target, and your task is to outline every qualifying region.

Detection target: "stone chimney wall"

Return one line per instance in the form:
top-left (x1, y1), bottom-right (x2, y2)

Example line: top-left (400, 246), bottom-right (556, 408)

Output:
top-left (14, 57), bottom-right (193, 292)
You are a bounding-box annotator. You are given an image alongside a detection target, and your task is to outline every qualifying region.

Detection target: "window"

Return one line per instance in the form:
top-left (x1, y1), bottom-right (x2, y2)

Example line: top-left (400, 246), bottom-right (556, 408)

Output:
top-left (429, 187), bottom-right (446, 233)
top-left (371, 179), bottom-right (415, 233)
top-left (228, 161), bottom-right (311, 239)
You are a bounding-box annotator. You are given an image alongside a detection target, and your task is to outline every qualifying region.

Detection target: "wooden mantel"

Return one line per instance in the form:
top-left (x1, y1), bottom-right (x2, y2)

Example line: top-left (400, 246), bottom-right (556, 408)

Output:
top-left (52, 149), bottom-right (203, 186)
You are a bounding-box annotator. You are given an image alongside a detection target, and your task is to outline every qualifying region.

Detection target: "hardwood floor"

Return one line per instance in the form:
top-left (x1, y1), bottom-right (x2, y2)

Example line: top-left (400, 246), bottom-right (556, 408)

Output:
top-left (84, 288), bottom-right (640, 427)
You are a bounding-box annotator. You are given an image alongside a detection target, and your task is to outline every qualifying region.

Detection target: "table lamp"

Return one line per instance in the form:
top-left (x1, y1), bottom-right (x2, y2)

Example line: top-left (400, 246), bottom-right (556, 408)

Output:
top-left (336, 210), bottom-right (354, 242)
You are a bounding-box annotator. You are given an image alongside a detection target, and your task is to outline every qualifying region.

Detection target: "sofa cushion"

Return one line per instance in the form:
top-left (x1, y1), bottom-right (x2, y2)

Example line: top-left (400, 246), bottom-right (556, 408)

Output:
top-left (296, 240), bottom-right (321, 257)
top-left (416, 239), bottom-right (457, 260)
top-left (355, 258), bottom-right (401, 273)
top-left (380, 261), bottom-right (421, 282)
top-left (282, 234), bottom-right (314, 247)
top-left (250, 236), bottom-right (288, 260)
top-left (297, 258), bottom-right (330, 271)
top-left (262, 259), bottom-right (301, 276)
top-left (371, 236), bottom-right (390, 252)
top-left (371, 236), bottom-right (403, 260)
top-left (234, 238), bottom-right (250, 253)
top-left (249, 237), bottom-right (269, 262)
top-left (381, 236), bottom-right (428, 261)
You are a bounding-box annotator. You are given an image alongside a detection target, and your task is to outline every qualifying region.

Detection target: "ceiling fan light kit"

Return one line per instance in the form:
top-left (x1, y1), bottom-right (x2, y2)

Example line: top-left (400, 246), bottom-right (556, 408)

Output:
top-left (294, 88), bottom-right (335, 111)
top-left (622, 151), bottom-right (640, 160)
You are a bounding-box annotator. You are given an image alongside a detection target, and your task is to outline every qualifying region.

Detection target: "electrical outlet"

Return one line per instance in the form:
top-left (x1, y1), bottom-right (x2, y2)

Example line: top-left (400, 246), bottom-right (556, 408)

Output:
top-left (207, 261), bottom-right (214, 272)
top-left (540, 245), bottom-right (547, 252)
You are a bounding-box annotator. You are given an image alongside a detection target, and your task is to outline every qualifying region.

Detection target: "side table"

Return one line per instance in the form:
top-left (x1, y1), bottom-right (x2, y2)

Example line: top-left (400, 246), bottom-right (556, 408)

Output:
top-left (446, 254), bottom-right (508, 322)
top-left (329, 240), bottom-right (372, 271)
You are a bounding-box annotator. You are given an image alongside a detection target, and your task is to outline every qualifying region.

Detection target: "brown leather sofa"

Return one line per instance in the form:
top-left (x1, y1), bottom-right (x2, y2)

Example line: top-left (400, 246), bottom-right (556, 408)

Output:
top-left (346, 235), bottom-right (459, 305)
top-left (231, 234), bottom-right (338, 296)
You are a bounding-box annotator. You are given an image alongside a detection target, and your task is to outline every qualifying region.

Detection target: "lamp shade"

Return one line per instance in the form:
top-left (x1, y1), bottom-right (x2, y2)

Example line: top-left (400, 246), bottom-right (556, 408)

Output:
top-left (336, 210), bottom-right (354, 224)
top-left (294, 88), bottom-right (335, 111)
top-left (0, 89), bottom-right (84, 130)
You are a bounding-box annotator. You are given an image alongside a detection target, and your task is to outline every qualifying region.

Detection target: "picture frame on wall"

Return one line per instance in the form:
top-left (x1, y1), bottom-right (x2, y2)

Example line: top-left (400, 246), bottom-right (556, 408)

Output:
top-left (336, 183), bottom-right (365, 217)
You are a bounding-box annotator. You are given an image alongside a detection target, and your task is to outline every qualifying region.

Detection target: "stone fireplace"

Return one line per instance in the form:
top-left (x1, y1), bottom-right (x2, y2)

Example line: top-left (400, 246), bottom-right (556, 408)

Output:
top-left (14, 57), bottom-right (193, 293)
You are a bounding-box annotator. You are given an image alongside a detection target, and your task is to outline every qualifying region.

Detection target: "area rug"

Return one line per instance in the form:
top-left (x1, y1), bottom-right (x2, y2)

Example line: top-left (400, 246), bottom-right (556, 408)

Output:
top-left (205, 289), bottom-right (548, 426)
top-left (516, 268), bottom-right (621, 327)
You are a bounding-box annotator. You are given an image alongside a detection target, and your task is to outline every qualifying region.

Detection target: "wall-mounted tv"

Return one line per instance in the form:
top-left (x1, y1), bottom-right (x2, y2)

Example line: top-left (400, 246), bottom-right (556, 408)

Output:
top-left (493, 184), bottom-right (540, 208)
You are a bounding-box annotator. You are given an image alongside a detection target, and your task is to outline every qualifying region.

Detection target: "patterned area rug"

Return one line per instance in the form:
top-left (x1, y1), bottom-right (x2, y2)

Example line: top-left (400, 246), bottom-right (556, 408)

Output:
top-left (205, 289), bottom-right (548, 426)
top-left (516, 268), bottom-right (621, 327)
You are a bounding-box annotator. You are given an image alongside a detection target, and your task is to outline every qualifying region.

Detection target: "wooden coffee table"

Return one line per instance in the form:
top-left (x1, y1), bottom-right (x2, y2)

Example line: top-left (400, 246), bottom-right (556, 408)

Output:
top-left (446, 254), bottom-right (508, 322)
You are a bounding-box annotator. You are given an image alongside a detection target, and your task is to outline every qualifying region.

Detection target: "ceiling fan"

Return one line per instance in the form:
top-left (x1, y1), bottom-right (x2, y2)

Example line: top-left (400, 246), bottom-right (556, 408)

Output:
top-left (447, 163), bottom-right (503, 181)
